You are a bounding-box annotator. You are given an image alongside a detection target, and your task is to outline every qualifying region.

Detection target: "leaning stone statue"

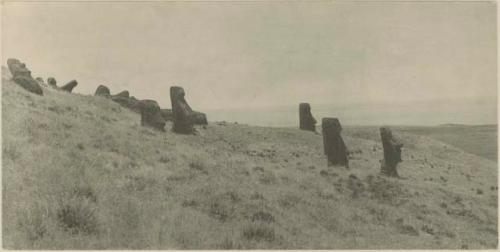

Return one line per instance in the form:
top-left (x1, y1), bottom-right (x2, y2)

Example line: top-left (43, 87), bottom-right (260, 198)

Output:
top-left (380, 127), bottom-right (403, 177)
top-left (139, 99), bottom-right (166, 131)
top-left (6, 58), bottom-right (43, 95)
top-left (60, 80), bottom-right (78, 93)
top-left (113, 90), bottom-right (129, 98)
top-left (322, 118), bottom-right (349, 168)
top-left (170, 86), bottom-right (196, 134)
top-left (299, 103), bottom-right (316, 132)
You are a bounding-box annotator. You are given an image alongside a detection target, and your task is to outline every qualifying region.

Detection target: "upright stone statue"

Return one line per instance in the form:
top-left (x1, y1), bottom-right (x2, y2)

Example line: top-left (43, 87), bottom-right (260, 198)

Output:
top-left (6, 58), bottom-right (43, 95)
top-left (380, 127), bottom-right (403, 177)
top-left (139, 100), bottom-right (166, 131)
top-left (299, 103), bottom-right (316, 132)
top-left (60, 80), bottom-right (78, 93)
top-left (95, 85), bottom-right (111, 97)
top-left (170, 86), bottom-right (196, 134)
top-left (322, 118), bottom-right (349, 168)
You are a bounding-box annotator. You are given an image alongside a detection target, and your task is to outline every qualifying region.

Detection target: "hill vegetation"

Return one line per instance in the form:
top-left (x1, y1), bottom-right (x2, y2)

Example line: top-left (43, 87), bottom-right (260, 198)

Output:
top-left (2, 67), bottom-right (497, 249)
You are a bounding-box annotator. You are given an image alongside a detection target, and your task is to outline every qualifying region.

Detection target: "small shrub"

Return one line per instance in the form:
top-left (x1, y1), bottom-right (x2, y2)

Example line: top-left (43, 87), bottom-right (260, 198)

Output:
top-left (242, 224), bottom-right (275, 242)
top-left (159, 156), bottom-right (170, 163)
top-left (217, 238), bottom-right (242, 249)
top-left (209, 201), bottom-right (232, 222)
top-left (56, 185), bottom-right (99, 235)
top-left (277, 193), bottom-right (300, 208)
top-left (259, 171), bottom-right (277, 185)
top-left (251, 211), bottom-right (275, 223)
top-left (189, 157), bottom-right (208, 174)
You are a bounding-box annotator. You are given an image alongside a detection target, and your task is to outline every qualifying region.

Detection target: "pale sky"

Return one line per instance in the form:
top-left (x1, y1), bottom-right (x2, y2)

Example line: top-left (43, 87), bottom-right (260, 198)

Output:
top-left (2, 1), bottom-right (497, 124)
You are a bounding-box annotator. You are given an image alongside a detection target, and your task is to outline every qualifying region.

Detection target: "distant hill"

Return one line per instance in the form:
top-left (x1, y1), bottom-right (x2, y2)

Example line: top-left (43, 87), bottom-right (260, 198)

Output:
top-left (2, 68), bottom-right (497, 249)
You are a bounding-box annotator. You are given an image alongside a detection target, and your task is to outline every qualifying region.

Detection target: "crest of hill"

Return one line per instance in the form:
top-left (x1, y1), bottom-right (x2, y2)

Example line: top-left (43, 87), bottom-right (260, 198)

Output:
top-left (1, 67), bottom-right (497, 249)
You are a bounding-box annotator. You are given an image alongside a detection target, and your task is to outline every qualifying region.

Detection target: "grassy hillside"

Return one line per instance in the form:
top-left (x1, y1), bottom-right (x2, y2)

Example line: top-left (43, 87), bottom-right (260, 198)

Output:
top-left (2, 69), bottom-right (498, 249)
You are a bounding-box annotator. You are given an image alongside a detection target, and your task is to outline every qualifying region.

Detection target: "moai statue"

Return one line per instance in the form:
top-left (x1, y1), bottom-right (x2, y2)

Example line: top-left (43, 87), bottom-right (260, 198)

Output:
top-left (139, 99), bottom-right (166, 131)
top-left (299, 103), bottom-right (317, 132)
top-left (6, 58), bottom-right (43, 95)
top-left (322, 118), bottom-right (349, 168)
top-left (170, 86), bottom-right (195, 134)
top-left (47, 77), bottom-right (57, 88)
top-left (94, 85), bottom-right (111, 98)
top-left (60, 80), bottom-right (78, 93)
top-left (380, 127), bottom-right (403, 177)
top-left (113, 90), bottom-right (129, 98)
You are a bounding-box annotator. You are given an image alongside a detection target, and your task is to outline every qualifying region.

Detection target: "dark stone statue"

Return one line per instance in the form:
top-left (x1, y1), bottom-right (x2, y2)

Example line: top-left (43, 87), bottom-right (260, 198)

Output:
top-left (380, 127), bottom-right (403, 177)
top-left (95, 85), bottom-right (111, 98)
top-left (322, 118), bottom-right (349, 168)
top-left (299, 103), bottom-right (316, 132)
top-left (47, 77), bottom-right (57, 88)
top-left (114, 90), bottom-right (129, 98)
top-left (139, 99), bottom-right (166, 131)
top-left (170, 86), bottom-right (196, 134)
top-left (6, 58), bottom-right (43, 95)
top-left (60, 80), bottom-right (78, 93)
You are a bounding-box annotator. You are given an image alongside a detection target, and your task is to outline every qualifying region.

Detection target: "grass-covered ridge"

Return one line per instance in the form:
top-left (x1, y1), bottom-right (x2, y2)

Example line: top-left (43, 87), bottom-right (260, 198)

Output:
top-left (2, 67), bottom-right (497, 249)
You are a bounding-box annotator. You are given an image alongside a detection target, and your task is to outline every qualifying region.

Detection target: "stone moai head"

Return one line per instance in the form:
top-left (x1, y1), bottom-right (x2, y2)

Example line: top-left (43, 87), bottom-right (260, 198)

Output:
top-left (170, 86), bottom-right (195, 134)
top-left (299, 103), bottom-right (311, 113)
top-left (322, 118), bottom-right (342, 134)
top-left (299, 103), bottom-right (316, 131)
top-left (95, 85), bottom-right (111, 97)
top-left (380, 127), bottom-right (393, 140)
top-left (139, 99), bottom-right (166, 131)
top-left (61, 80), bottom-right (78, 93)
top-left (6, 58), bottom-right (43, 95)
top-left (7, 58), bottom-right (32, 79)
top-left (47, 77), bottom-right (57, 87)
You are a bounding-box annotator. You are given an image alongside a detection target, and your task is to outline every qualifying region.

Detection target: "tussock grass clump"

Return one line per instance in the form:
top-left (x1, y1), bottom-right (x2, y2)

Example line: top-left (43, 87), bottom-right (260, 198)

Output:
top-left (56, 185), bottom-right (99, 235)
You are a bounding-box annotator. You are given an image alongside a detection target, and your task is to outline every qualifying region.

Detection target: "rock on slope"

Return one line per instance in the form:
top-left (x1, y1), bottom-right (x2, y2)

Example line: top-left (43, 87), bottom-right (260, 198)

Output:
top-left (2, 69), bottom-right (497, 249)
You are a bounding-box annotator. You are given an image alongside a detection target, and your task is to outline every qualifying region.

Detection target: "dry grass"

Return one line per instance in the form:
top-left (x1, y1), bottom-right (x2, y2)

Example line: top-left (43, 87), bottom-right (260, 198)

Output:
top-left (2, 68), bottom-right (498, 249)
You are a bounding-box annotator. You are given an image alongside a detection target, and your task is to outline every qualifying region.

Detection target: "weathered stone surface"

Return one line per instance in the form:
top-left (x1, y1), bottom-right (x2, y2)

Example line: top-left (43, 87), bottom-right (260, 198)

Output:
top-left (95, 85), bottom-right (111, 97)
top-left (114, 90), bottom-right (129, 98)
top-left (380, 127), bottom-right (403, 177)
top-left (139, 99), bottom-right (165, 131)
top-left (192, 111), bottom-right (208, 125)
top-left (322, 118), bottom-right (349, 168)
top-left (299, 103), bottom-right (316, 132)
top-left (6, 58), bottom-right (43, 95)
top-left (161, 109), bottom-right (173, 121)
top-left (170, 86), bottom-right (195, 134)
top-left (47, 77), bottom-right (57, 88)
top-left (60, 80), bottom-right (78, 93)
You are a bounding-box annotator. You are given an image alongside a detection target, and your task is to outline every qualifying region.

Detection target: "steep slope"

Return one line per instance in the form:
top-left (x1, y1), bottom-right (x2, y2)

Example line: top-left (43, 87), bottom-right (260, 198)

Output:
top-left (2, 70), bottom-right (497, 249)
